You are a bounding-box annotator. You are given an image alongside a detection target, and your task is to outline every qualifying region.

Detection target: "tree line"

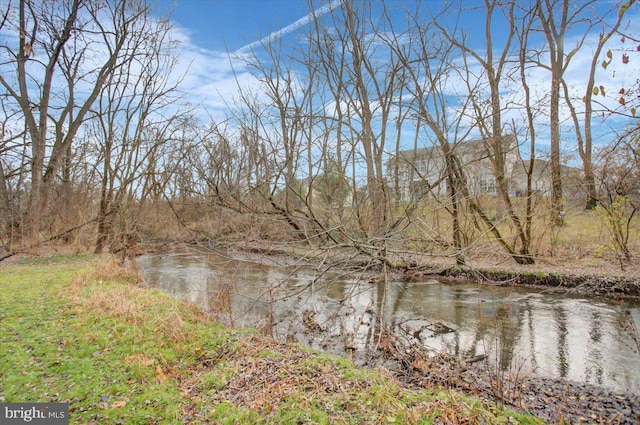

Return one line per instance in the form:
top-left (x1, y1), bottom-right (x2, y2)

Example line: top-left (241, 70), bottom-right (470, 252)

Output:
top-left (0, 0), bottom-right (638, 267)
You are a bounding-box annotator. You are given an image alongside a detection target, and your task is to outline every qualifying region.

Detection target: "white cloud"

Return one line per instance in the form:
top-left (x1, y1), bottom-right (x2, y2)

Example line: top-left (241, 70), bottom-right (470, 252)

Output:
top-left (167, 0), bottom-right (639, 151)
top-left (234, 0), bottom-right (343, 55)
top-left (164, 25), bottom-right (258, 121)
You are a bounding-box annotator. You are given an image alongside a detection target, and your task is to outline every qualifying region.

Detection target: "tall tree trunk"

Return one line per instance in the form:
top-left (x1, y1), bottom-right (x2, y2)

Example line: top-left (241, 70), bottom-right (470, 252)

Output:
top-left (550, 72), bottom-right (564, 223)
top-left (536, 0), bottom-right (577, 225)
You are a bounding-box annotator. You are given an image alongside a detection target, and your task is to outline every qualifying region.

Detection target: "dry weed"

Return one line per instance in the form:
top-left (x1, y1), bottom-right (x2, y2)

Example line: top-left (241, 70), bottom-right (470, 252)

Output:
top-left (82, 286), bottom-right (143, 324)
top-left (209, 279), bottom-right (233, 324)
top-left (152, 309), bottom-right (193, 343)
top-left (92, 257), bottom-right (143, 283)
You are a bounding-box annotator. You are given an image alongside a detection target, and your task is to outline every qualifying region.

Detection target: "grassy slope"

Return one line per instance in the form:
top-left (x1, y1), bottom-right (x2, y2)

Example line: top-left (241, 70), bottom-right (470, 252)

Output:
top-left (0, 256), bottom-right (543, 424)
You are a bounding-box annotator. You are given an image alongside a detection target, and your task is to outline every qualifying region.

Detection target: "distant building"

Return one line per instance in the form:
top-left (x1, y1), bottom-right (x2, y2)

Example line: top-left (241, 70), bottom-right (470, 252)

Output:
top-left (512, 158), bottom-right (584, 199)
top-left (386, 135), bottom-right (582, 201)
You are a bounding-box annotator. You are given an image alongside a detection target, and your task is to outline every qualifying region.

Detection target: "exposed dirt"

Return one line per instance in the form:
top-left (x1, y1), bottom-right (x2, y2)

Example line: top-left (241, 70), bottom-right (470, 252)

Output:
top-left (220, 239), bottom-right (640, 300)
top-left (407, 264), bottom-right (640, 299)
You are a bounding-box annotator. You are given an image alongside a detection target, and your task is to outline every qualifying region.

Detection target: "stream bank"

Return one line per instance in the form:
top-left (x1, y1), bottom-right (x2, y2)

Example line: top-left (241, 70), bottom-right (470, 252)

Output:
top-left (215, 240), bottom-right (640, 299)
top-left (370, 331), bottom-right (640, 424)
top-left (1, 257), bottom-right (540, 424)
top-left (137, 242), bottom-right (640, 424)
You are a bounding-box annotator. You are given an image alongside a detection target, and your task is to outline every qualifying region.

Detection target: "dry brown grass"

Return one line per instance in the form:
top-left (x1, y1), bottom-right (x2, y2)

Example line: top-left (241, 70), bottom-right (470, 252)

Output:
top-left (91, 256), bottom-right (143, 283)
top-left (70, 259), bottom-right (202, 344)
top-left (393, 199), bottom-right (640, 277)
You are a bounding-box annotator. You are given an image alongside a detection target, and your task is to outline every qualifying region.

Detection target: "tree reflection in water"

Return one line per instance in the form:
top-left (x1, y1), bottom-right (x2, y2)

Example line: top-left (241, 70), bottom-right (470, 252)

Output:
top-left (138, 249), bottom-right (640, 393)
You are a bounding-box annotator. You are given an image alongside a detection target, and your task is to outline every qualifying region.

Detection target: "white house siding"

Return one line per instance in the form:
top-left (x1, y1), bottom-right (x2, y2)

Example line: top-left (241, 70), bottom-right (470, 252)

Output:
top-left (387, 135), bottom-right (524, 201)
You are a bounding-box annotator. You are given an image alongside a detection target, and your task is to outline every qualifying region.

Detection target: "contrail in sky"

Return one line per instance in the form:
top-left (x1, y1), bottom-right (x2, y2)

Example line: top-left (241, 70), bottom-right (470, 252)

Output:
top-left (234, 0), bottom-right (343, 54)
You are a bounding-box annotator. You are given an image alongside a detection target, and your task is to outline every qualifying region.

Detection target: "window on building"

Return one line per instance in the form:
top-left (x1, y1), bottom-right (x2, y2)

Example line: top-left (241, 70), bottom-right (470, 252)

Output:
top-left (480, 178), bottom-right (496, 193)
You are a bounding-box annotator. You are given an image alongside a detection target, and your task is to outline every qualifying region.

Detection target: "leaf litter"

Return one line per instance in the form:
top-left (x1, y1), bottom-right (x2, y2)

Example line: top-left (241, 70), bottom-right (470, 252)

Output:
top-left (179, 334), bottom-right (533, 424)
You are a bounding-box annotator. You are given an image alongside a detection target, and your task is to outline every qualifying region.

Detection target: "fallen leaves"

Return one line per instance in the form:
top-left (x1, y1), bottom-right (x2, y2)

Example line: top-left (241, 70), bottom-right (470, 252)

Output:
top-left (123, 354), bottom-right (155, 366)
top-left (155, 365), bottom-right (169, 381)
top-left (200, 335), bottom-right (367, 415)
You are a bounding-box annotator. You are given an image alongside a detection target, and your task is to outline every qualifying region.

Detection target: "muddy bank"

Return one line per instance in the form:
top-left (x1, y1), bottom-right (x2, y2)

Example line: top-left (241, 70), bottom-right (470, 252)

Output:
top-left (367, 333), bottom-right (640, 425)
top-left (299, 310), bottom-right (640, 424)
top-left (211, 240), bottom-right (640, 299)
top-left (406, 356), bottom-right (640, 424)
top-left (298, 312), bottom-right (640, 424)
top-left (218, 242), bottom-right (640, 422)
top-left (406, 266), bottom-right (640, 299)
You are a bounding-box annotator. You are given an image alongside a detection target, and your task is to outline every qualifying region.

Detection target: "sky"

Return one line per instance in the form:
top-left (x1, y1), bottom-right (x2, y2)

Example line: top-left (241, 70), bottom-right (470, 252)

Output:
top-left (156, 0), bottom-right (345, 118)
top-left (1, 0), bottom-right (636, 160)
top-left (159, 0), bottom-right (637, 165)
top-left (169, 0), bottom-right (316, 53)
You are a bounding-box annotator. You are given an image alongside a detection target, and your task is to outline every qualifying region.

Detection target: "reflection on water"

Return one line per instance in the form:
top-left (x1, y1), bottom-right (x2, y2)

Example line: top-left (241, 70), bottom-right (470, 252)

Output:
top-left (137, 248), bottom-right (640, 393)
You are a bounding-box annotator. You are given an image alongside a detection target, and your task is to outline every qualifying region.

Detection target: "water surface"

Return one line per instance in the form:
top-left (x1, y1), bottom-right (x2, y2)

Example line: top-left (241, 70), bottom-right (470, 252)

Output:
top-left (137, 248), bottom-right (640, 393)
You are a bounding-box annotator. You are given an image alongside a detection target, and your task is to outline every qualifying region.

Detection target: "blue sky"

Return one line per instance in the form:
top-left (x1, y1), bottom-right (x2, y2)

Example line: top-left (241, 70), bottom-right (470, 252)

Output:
top-left (1, 0), bottom-right (636, 178)
top-left (159, 0), bottom-right (349, 118)
top-left (169, 0), bottom-right (319, 53)
top-left (157, 0), bottom-right (639, 159)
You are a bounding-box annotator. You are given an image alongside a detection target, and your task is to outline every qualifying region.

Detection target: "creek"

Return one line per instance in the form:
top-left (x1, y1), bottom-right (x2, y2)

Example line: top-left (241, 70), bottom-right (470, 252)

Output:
top-left (137, 247), bottom-right (640, 395)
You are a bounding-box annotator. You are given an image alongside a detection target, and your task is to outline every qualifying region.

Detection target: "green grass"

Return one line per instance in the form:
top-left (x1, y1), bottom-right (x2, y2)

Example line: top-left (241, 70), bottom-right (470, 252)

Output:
top-left (0, 256), bottom-right (544, 424)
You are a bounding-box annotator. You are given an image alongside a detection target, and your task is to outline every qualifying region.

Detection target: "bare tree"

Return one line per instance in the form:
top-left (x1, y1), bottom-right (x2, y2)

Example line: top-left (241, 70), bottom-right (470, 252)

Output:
top-left (90, 11), bottom-right (187, 254)
top-left (232, 39), bottom-right (317, 240)
top-left (594, 134), bottom-right (639, 265)
top-left (311, 0), bottom-right (412, 264)
top-left (560, 0), bottom-right (636, 210)
top-left (514, 3), bottom-right (544, 263)
top-left (200, 0), bottom-right (417, 267)
top-left (432, 0), bottom-right (536, 264)
top-left (533, 0), bottom-right (600, 223)
top-left (384, 9), bottom-right (471, 265)
top-left (0, 0), bottom-right (161, 243)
